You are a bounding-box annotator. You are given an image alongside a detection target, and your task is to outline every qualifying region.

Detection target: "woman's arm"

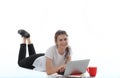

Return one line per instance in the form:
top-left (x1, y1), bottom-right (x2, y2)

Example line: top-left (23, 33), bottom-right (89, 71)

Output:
top-left (46, 57), bottom-right (59, 75)
top-left (46, 55), bottom-right (71, 75)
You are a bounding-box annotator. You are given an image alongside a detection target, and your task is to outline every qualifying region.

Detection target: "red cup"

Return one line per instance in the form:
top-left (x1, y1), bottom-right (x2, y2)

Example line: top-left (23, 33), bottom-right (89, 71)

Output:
top-left (87, 67), bottom-right (97, 77)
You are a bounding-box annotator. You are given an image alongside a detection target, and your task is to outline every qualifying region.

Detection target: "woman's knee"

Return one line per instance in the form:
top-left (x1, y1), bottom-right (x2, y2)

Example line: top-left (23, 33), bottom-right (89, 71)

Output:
top-left (18, 61), bottom-right (34, 69)
top-left (18, 61), bottom-right (25, 68)
top-left (18, 61), bottom-right (22, 67)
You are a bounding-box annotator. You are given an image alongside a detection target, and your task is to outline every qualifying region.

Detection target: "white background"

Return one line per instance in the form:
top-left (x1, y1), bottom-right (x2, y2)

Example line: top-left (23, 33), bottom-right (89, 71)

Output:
top-left (0, 0), bottom-right (120, 78)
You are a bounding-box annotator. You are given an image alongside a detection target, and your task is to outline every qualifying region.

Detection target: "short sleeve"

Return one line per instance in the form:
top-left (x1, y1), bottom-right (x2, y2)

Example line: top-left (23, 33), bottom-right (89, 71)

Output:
top-left (45, 46), bottom-right (54, 60)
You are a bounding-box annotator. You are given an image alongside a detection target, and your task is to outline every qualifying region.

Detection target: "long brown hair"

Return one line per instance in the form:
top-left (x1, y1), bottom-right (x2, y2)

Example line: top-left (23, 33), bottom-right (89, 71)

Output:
top-left (54, 30), bottom-right (70, 58)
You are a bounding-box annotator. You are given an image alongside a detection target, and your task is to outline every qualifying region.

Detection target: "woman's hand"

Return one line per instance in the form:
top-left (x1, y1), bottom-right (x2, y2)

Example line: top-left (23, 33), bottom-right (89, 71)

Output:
top-left (57, 64), bottom-right (66, 72)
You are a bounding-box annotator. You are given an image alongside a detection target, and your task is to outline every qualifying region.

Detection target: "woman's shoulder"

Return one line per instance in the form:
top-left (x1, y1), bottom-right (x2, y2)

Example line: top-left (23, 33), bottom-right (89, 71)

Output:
top-left (45, 45), bottom-right (57, 58)
top-left (67, 45), bottom-right (72, 54)
top-left (46, 45), bottom-right (57, 52)
top-left (68, 45), bottom-right (72, 50)
top-left (68, 45), bottom-right (71, 48)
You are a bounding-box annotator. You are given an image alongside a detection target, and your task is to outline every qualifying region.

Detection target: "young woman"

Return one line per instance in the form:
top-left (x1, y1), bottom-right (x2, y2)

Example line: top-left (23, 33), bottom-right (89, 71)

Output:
top-left (17, 29), bottom-right (72, 75)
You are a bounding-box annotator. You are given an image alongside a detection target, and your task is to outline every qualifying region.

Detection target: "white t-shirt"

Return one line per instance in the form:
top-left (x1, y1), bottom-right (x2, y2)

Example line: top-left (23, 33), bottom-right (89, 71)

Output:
top-left (32, 56), bottom-right (46, 72)
top-left (32, 45), bottom-right (72, 72)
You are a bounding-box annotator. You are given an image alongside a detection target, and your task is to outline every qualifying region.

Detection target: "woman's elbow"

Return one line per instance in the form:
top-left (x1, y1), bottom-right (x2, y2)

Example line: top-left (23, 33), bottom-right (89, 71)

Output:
top-left (46, 68), bottom-right (58, 75)
top-left (46, 70), bottom-right (52, 75)
top-left (46, 72), bottom-right (51, 75)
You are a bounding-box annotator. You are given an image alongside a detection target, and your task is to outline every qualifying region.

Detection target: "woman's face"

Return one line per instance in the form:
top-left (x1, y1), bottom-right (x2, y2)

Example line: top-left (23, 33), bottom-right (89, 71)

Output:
top-left (56, 34), bottom-right (68, 49)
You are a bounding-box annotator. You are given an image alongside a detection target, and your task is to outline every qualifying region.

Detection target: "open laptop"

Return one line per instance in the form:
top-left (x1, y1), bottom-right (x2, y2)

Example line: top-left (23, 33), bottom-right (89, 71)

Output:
top-left (57, 59), bottom-right (90, 76)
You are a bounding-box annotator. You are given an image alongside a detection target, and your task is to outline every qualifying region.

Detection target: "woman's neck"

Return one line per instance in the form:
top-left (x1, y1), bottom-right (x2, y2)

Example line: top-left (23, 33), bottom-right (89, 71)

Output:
top-left (57, 47), bottom-right (65, 55)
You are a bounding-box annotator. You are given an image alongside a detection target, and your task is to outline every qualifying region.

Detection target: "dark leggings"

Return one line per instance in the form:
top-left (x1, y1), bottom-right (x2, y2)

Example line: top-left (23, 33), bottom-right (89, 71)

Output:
top-left (18, 44), bottom-right (45, 69)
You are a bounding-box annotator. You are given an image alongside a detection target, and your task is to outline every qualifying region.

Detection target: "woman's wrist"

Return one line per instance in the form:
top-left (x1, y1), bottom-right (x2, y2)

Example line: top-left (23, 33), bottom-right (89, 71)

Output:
top-left (56, 67), bottom-right (60, 73)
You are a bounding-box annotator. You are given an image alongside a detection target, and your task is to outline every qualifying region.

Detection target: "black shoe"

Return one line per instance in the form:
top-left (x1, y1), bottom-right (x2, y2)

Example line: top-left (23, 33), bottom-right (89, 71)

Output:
top-left (18, 29), bottom-right (30, 38)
